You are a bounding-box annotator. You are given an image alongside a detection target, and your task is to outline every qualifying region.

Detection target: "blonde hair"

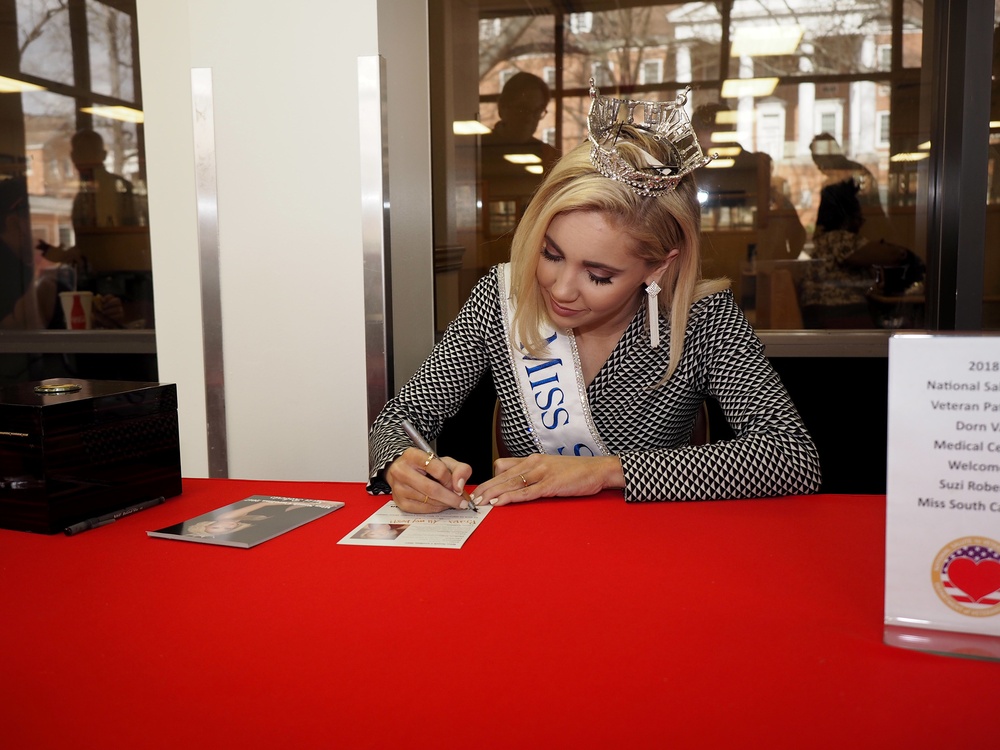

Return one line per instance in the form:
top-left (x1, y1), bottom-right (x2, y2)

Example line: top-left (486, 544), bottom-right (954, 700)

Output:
top-left (508, 127), bottom-right (729, 380)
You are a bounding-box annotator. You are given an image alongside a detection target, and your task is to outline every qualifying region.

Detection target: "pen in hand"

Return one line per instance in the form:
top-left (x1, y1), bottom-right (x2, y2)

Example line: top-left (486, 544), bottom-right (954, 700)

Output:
top-left (400, 419), bottom-right (477, 512)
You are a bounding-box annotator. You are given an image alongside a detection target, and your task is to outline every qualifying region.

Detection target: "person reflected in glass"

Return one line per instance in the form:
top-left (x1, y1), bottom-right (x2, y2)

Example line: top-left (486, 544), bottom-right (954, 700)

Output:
top-left (69, 128), bottom-right (140, 230)
top-left (0, 177), bottom-right (65, 330)
top-left (691, 103), bottom-right (806, 261)
top-left (810, 132), bottom-right (891, 244)
top-left (691, 104), bottom-right (766, 210)
top-left (38, 129), bottom-right (138, 328)
top-left (480, 72), bottom-right (559, 265)
top-left (764, 171), bottom-right (807, 258)
top-left (799, 178), bottom-right (920, 328)
top-left (481, 72), bottom-right (558, 170)
top-left (368, 85), bottom-right (821, 511)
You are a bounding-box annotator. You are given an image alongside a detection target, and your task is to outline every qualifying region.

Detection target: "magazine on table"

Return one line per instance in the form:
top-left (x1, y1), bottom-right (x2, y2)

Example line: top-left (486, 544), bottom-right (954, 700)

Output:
top-left (147, 494), bottom-right (344, 549)
top-left (338, 500), bottom-right (491, 549)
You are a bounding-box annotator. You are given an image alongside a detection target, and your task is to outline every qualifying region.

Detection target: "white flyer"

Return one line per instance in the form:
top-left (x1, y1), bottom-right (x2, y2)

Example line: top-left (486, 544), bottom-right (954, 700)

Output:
top-left (338, 501), bottom-right (492, 549)
top-left (885, 334), bottom-right (1000, 640)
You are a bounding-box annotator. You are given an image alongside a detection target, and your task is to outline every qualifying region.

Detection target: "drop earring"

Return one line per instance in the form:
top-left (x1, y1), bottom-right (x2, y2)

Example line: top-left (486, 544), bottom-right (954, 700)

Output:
top-left (646, 280), bottom-right (662, 348)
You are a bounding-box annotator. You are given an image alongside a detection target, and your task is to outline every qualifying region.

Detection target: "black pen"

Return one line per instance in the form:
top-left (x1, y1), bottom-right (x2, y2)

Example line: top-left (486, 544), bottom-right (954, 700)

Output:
top-left (64, 496), bottom-right (166, 536)
top-left (401, 419), bottom-right (478, 512)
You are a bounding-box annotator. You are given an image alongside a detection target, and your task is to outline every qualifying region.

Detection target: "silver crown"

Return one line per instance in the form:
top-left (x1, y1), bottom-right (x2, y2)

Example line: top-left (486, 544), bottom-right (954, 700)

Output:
top-left (587, 79), bottom-right (714, 197)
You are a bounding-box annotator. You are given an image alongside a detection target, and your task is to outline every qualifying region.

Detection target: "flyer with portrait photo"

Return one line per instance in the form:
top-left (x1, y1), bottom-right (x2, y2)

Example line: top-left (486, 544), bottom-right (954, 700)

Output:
top-left (147, 495), bottom-right (344, 549)
top-left (338, 500), bottom-right (491, 549)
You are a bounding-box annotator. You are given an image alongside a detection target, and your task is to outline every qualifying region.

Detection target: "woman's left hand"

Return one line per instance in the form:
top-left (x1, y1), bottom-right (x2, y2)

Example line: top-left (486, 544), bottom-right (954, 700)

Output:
top-left (470, 453), bottom-right (625, 507)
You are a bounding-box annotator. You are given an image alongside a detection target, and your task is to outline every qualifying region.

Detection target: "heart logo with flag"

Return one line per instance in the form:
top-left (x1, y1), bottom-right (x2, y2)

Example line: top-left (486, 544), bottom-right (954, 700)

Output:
top-left (932, 537), bottom-right (1000, 617)
top-left (946, 557), bottom-right (1000, 603)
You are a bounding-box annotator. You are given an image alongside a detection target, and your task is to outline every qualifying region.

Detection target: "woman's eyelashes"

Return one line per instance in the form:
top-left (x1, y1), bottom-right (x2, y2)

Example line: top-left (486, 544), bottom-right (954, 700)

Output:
top-left (588, 270), bottom-right (613, 285)
top-left (540, 243), bottom-right (614, 285)
top-left (540, 243), bottom-right (561, 263)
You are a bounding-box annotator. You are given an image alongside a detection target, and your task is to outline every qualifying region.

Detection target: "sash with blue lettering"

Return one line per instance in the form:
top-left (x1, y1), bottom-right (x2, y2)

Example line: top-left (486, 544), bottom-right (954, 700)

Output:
top-left (498, 263), bottom-right (610, 457)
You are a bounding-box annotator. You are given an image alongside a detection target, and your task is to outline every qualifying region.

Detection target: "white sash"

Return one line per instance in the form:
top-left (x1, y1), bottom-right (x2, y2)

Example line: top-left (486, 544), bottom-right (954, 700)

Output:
top-left (498, 263), bottom-right (610, 457)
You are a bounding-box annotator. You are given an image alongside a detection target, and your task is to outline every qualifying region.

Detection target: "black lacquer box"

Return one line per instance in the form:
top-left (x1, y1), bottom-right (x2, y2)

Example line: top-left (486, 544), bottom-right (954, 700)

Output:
top-left (0, 379), bottom-right (182, 533)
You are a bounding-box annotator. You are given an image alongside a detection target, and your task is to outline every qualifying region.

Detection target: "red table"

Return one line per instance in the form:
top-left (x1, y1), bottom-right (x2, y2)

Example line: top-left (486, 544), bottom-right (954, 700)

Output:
top-left (1, 479), bottom-right (995, 749)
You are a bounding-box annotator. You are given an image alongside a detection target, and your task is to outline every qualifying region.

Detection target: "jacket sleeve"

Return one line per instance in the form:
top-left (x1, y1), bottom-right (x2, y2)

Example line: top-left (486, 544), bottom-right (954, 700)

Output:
top-left (367, 269), bottom-right (498, 494)
top-left (618, 295), bottom-right (822, 501)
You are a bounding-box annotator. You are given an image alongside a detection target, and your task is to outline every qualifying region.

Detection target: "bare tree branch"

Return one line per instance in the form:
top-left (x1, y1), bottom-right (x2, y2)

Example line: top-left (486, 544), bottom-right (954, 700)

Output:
top-left (479, 16), bottom-right (536, 80)
top-left (18, 1), bottom-right (70, 58)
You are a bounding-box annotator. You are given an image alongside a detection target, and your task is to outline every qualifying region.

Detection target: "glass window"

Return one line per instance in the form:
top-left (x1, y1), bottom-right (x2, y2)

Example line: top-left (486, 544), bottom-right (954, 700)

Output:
top-left (640, 59), bottom-right (663, 85)
top-left (15, 0), bottom-right (74, 86)
top-left (86, 0), bottom-right (135, 102)
top-left (1, 0), bottom-right (155, 383)
top-left (429, 0), bottom-right (998, 340)
top-left (568, 12), bottom-right (592, 35)
top-left (877, 111), bottom-right (890, 148)
top-left (499, 68), bottom-right (517, 90)
top-left (877, 44), bottom-right (892, 71)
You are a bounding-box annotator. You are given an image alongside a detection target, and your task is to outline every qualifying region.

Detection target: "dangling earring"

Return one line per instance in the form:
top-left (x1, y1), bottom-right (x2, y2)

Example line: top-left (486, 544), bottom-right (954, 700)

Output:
top-left (646, 280), bottom-right (662, 348)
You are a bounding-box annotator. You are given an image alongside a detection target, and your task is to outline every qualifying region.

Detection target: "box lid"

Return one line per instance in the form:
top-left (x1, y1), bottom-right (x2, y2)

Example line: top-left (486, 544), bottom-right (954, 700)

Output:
top-left (0, 380), bottom-right (177, 432)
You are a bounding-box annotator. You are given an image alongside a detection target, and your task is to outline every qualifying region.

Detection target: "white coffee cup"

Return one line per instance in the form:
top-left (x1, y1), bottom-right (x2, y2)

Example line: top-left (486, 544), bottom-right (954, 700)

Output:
top-left (59, 291), bottom-right (94, 330)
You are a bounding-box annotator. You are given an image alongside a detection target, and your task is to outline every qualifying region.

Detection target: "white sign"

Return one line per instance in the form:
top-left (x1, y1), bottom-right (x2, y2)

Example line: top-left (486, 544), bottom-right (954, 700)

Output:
top-left (885, 334), bottom-right (1000, 641)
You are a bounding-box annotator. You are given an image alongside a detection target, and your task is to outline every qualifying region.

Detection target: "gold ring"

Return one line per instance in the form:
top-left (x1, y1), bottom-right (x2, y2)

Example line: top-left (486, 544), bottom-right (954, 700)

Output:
top-left (519, 474), bottom-right (527, 486)
top-left (420, 494), bottom-right (429, 504)
top-left (423, 451), bottom-right (436, 467)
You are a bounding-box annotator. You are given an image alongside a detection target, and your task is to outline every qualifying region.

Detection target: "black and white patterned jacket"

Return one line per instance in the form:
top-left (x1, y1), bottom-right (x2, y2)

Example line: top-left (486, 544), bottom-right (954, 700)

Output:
top-left (369, 265), bottom-right (821, 501)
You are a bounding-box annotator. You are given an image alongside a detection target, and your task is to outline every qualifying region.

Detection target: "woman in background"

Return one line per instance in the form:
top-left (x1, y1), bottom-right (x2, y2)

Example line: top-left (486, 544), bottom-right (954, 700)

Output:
top-left (800, 178), bottom-right (918, 328)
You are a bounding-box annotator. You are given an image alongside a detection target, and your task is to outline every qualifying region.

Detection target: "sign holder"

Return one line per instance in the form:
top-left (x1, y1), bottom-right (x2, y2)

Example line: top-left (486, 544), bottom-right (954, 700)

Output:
top-left (884, 334), bottom-right (1000, 661)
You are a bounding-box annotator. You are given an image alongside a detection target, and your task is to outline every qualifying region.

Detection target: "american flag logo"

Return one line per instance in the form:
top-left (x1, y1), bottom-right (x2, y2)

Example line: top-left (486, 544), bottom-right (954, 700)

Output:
top-left (932, 538), bottom-right (1000, 618)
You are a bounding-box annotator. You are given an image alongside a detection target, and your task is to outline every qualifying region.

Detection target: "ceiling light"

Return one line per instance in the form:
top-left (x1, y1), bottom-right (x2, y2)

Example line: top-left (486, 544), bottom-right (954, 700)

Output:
top-left (0, 75), bottom-right (45, 93)
top-left (453, 120), bottom-right (491, 135)
top-left (720, 77), bottom-right (779, 98)
top-left (504, 153), bottom-right (542, 165)
top-left (525, 165), bottom-right (544, 175)
top-left (714, 110), bottom-right (739, 126)
top-left (710, 132), bottom-right (742, 143)
top-left (706, 158), bottom-right (736, 169)
top-left (731, 26), bottom-right (804, 57)
top-left (890, 152), bottom-right (929, 162)
top-left (81, 105), bottom-right (144, 124)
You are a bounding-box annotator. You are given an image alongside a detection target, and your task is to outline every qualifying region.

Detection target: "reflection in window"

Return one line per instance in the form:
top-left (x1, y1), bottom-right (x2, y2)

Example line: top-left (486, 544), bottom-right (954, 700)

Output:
top-left (15, 0), bottom-right (73, 86)
top-left (86, 0), bottom-right (135, 102)
top-left (877, 111), bottom-right (890, 148)
top-left (2, 0), bottom-right (154, 383)
top-left (567, 12), bottom-right (592, 35)
top-left (542, 66), bottom-right (556, 89)
top-left (432, 1), bottom-right (960, 336)
top-left (590, 61), bottom-right (614, 87)
top-left (640, 59), bottom-right (663, 85)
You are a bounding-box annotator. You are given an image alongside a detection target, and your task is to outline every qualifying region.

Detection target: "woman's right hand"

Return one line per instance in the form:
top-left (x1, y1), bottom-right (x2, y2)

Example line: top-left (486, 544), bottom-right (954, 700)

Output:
top-left (384, 447), bottom-right (473, 514)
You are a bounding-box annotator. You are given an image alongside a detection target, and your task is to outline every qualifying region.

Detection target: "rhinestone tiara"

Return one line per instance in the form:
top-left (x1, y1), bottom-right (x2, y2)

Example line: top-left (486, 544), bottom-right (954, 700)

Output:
top-left (587, 79), bottom-right (714, 197)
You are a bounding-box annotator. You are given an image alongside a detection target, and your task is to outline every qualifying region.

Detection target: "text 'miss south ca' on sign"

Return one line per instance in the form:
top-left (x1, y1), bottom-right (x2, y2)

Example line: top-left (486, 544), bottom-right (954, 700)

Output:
top-left (884, 334), bottom-right (1000, 660)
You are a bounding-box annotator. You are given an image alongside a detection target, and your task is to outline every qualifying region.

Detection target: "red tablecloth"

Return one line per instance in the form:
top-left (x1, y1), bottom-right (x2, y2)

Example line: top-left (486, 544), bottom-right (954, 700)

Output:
top-left (1, 479), bottom-right (995, 749)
